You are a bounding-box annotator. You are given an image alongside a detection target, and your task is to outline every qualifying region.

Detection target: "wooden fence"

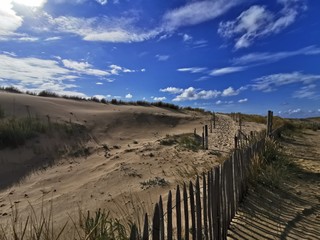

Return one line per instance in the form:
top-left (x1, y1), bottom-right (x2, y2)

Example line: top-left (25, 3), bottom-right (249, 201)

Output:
top-left (129, 138), bottom-right (266, 240)
top-left (128, 110), bottom-right (280, 240)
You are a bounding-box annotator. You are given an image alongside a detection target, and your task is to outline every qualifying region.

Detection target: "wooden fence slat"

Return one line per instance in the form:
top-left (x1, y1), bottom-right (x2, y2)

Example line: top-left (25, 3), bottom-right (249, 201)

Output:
top-left (142, 213), bottom-right (149, 240)
top-left (176, 185), bottom-right (182, 240)
top-left (196, 177), bottom-right (202, 240)
top-left (203, 173), bottom-right (208, 240)
top-left (152, 203), bottom-right (160, 240)
top-left (208, 170), bottom-right (213, 240)
top-left (213, 166), bottom-right (220, 240)
top-left (159, 196), bottom-right (165, 240)
top-left (167, 191), bottom-right (173, 240)
top-left (130, 224), bottom-right (138, 240)
top-left (189, 181), bottom-right (196, 240)
top-left (183, 183), bottom-right (189, 240)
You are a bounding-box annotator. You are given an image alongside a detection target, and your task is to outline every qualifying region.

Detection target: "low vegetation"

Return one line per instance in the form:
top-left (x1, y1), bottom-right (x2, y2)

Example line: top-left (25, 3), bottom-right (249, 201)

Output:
top-left (160, 133), bottom-right (202, 151)
top-left (0, 107), bottom-right (86, 149)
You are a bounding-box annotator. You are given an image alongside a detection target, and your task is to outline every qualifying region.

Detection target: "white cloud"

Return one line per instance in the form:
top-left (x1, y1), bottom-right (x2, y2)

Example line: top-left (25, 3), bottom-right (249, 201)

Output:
top-left (36, 14), bottom-right (160, 43)
top-left (160, 87), bottom-right (183, 94)
top-left (163, 0), bottom-right (242, 31)
top-left (238, 98), bottom-right (248, 103)
top-left (96, 82), bottom-right (103, 85)
top-left (96, 0), bottom-right (107, 5)
top-left (232, 45), bottom-right (320, 65)
top-left (183, 33), bottom-right (192, 42)
top-left (177, 67), bottom-right (207, 73)
top-left (215, 100), bottom-right (234, 105)
top-left (108, 64), bottom-right (137, 75)
top-left (221, 86), bottom-right (242, 97)
top-left (17, 36), bottom-right (39, 42)
top-left (153, 97), bottom-right (166, 101)
top-left (125, 93), bottom-right (133, 99)
top-left (13, 0), bottom-right (47, 7)
top-left (45, 36), bottom-right (61, 41)
top-left (0, 1), bottom-right (23, 38)
top-left (93, 94), bottom-right (106, 100)
top-left (293, 84), bottom-right (317, 99)
top-left (210, 66), bottom-right (246, 76)
top-left (62, 59), bottom-right (109, 76)
top-left (173, 87), bottom-right (220, 101)
top-left (218, 1), bottom-right (306, 49)
top-left (156, 55), bottom-right (170, 61)
top-left (0, 54), bottom-right (124, 96)
top-left (252, 72), bottom-right (320, 92)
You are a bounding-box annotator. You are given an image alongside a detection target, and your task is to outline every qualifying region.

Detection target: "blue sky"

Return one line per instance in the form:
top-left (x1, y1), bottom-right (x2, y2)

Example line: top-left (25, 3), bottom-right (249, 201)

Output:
top-left (0, 0), bottom-right (320, 118)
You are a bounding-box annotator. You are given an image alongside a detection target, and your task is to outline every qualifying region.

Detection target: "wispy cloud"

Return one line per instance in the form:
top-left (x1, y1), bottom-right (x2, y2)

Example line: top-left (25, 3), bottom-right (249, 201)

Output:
top-left (210, 66), bottom-right (246, 76)
top-left (218, 1), bottom-right (306, 49)
top-left (0, 54), bottom-right (140, 95)
top-left (62, 59), bottom-right (109, 76)
top-left (177, 67), bottom-right (207, 73)
top-left (182, 33), bottom-right (192, 42)
top-left (252, 72), bottom-right (320, 92)
top-left (160, 87), bottom-right (183, 94)
top-left (96, 0), bottom-right (107, 5)
top-left (172, 87), bottom-right (220, 101)
top-left (35, 13), bottom-right (160, 43)
top-left (163, 0), bottom-right (242, 31)
top-left (215, 100), bottom-right (234, 105)
top-left (155, 55), bottom-right (170, 61)
top-left (45, 36), bottom-right (61, 41)
top-left (293, 84), bottom-right (318, 99)
top-left (238, 98), bottom-right (248, 103)
top-left (153, 96), bottom-right (166, 101)
top-left (232, 45), bottom-right (320, 65)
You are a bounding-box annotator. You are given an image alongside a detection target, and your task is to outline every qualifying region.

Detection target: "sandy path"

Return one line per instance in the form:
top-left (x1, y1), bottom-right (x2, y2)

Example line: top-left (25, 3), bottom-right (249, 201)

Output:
top-left (227, 129), bottom-right (320, 239)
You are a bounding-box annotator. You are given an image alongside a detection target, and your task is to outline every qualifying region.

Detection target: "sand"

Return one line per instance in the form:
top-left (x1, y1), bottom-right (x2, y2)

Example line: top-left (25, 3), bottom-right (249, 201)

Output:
top-left (0, 92), bottom-right (264, 230)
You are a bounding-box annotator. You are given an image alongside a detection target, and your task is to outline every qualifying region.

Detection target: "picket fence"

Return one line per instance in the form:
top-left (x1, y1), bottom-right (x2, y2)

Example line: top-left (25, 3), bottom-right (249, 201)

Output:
top-left (129, 138), bottom-right (268, 240)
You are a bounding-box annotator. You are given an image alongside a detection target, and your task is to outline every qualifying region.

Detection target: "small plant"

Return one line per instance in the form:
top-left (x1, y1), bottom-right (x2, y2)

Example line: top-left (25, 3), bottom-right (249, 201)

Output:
top-left (140, 177), bottom-right (169, 189)
top-left (80, 209), bottom-right (128, 240)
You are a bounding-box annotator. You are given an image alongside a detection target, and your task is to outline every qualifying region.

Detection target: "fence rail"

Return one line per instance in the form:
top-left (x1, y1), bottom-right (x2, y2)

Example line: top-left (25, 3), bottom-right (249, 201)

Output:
top-left (129, 111), bottom-right (279, 240)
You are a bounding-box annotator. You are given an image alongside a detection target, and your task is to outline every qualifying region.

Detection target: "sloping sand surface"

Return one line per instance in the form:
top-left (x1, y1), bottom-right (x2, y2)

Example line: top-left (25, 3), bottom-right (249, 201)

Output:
top-left (0, 92), bottom-right (264, 227)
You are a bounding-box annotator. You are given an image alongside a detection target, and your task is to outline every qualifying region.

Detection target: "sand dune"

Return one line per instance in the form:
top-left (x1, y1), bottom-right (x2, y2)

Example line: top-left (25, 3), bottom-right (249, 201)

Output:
top-left (0, 92), bottom-right (264, 226)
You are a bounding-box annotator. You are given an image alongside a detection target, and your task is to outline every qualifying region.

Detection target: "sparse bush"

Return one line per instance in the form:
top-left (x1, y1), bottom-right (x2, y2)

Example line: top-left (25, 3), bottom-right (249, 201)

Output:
top-left (140, 177), bottom-right (169, 189)
top-left (100, 98), bottom-right (108, 104)
top-left (0, 86), bottom-right (23, 93)
top-left (38, 90), bottom-right (59, 98)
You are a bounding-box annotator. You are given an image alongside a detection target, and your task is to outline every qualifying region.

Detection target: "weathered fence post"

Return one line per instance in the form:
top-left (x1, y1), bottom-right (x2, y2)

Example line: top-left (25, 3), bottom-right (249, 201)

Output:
top-left (205, 125), bottom-right (209, 150)
top-left (267, 110), bottom-right (273, 137)
top-left (239, 113), bottom-right (242, 131)
top-left (213, 112), bottom-right (216, 129)
top-left (202, 126), bottom-right (205, 150)
top-left (167, 191), bottom-right (173, 240)
top-left (194, 128), bottom-right (197, 136)
top-left (234, 135), bottom-right (238, 150)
